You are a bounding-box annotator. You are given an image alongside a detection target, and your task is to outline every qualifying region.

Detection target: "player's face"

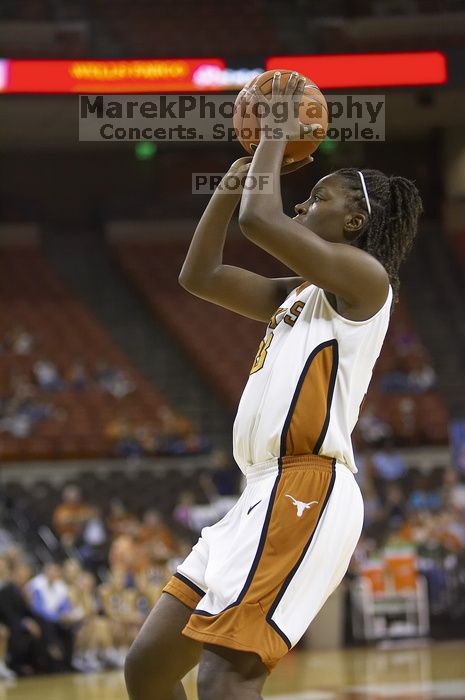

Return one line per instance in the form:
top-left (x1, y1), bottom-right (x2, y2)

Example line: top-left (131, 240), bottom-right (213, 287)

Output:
top-left (293, 174), bottom-right (363, 243)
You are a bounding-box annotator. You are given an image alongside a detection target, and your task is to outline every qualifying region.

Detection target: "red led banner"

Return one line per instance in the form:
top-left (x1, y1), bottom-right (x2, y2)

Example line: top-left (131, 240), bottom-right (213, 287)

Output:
top-left (0, 52), bottom-right (447, 93)
top-left (266, 52), bottom-right (447, 88)
top-left (0, 58), bottom-right (227, 93)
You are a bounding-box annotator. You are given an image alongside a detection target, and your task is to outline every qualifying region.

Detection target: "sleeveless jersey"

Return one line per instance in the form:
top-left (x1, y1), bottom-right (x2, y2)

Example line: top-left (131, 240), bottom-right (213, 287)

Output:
top-left (233, 282), bottom-right (393, 474)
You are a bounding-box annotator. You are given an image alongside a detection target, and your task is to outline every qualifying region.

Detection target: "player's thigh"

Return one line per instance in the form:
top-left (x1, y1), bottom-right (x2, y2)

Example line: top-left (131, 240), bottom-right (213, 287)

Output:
top-left (125, 592), bottom-right (202, 688)
top-left (197, 644), bottom-right (269, 700)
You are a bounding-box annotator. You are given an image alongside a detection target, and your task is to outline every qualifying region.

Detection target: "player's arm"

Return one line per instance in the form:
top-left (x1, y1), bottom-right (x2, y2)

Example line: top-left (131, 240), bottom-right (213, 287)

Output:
top-left (239, 138), bottom-right (388, 318)
top-left (179, 157), bottom-right (308, 322)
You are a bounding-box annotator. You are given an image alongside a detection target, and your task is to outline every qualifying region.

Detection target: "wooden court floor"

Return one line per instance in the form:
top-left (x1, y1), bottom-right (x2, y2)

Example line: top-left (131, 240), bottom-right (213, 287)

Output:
top-left (2, 641), bottom-right (465, 700)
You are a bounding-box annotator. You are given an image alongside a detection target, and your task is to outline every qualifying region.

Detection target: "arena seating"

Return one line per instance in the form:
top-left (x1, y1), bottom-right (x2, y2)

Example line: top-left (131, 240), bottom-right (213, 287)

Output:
top-left (115, 239), bottom-right (449, 446)
top-left (0, 247), bottom-right (196, 460)
top-left (91, 0), bottom-right (280, 57)
top-left (1, 0), bottom-right (463, 58)
top-left (3, 466), bottom-right (210, 534)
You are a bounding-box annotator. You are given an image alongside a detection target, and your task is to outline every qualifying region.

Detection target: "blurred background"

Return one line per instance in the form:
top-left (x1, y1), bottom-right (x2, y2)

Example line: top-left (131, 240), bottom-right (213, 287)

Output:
top-left (0, 0), bottom-right (465, 693)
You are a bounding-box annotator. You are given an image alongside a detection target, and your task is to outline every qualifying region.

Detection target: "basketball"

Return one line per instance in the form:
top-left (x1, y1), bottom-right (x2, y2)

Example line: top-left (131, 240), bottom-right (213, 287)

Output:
top-left (233, 69), bottom-right (328, 161)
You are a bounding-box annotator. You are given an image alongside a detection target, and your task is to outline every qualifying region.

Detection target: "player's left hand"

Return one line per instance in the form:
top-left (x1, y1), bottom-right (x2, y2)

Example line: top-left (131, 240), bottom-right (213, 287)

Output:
top-left (230, 153), bottom-right (313, 179)
top-left (249, 145), bottom-right (313, 173)
top-left (251, 71), bottom-right (323, 142)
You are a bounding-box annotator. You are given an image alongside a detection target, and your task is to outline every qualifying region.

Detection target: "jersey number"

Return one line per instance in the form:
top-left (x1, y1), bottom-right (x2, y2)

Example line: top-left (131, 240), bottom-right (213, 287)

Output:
top-left (250, 332), bottom-right (274, 375)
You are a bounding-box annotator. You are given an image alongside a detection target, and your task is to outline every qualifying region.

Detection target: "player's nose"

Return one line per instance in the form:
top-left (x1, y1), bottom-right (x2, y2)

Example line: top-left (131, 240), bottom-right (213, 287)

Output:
top-left (294, 203), bottom-right (307, 215)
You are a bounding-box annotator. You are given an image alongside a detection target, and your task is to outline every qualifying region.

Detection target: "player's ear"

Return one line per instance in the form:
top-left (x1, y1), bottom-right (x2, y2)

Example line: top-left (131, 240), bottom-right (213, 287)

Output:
top-left (343, 212), bottom-right (366, 241)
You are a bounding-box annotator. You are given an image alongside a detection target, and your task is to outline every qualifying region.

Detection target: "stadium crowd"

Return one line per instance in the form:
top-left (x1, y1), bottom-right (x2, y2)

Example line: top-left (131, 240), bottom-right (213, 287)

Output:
top-left (0, 489), bottom-right (192, 678)
top-left (0, 455), bottom-right (463, 679)
top-left (0, 325), bottom-right (210, 458)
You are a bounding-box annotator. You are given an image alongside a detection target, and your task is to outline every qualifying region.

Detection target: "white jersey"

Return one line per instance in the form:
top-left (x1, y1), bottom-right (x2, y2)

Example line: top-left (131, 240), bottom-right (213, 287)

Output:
top-left (233, 281), bottom-right (393, 474)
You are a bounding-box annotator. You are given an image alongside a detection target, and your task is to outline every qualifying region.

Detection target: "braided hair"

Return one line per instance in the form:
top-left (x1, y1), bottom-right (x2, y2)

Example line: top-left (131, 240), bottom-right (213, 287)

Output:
top-left (335, 168), bottom-right (423, 302)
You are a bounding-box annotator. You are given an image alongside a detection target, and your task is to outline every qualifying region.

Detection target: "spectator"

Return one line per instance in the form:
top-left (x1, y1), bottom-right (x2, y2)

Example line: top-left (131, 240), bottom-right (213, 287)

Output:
top-left (407, 473), bottom-right (442, 513)
top-left (380, 361), bottom-right (410, 393)
top-left (0, 557), bottom-right (49, 676)
top-left (443, 470), bottom-right (465, 514)
top-left (95, 362), bottom-right (135, 399)
top-left (66, 361), bottom-right (90, 391)
top-left (209, 449), bottom-right (240, 496)
top-left (137, 509), bottom-right (178, 555)
top-left (52, 485), bottom-right (93, 548)
top-left (397, 397), bottom-right (419, 445)
top-left (0, 528), bottom-right (17, 557)
top-left (0, 558), bottom-right (18, 679)
top-left (98, 570), bottom-right (143, 666)
top-left (33, 359), bottom-right (65, 391)
top-left (104, 417), bottom-right (144, 458)
top-left (9, 373), bottom-right (35, 401)
top-left (173, 491), bottom-right (196, 531)
top-left (26, 563), bottom-right (75, 671)
top-left (371, 442), bottom-right (408, 483)
top-left (133, 571), bottom-right (163, 620)
top-left (407, 355), bottom-right (436, 393)
top-left (78, 506), bottom-right (107, 574)
top-left (62, 559), bottom-right (83, 588)
top-left (108, 530), bottom-right (139, 577)
top-left (383, 484), bottom-right (408, 530)
top-left (356, 402), bottom-right (393, 448)
top-left (106, 500), bottom-right (139, 538)
top-left (5, 325), bottom-right (34, 355)
top-left (69, 571), bottom-right (118, 672)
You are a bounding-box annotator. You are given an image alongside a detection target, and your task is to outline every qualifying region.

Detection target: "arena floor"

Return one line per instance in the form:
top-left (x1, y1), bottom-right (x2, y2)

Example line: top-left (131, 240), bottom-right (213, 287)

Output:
top-left (3, 641), bottom-right (465, 700)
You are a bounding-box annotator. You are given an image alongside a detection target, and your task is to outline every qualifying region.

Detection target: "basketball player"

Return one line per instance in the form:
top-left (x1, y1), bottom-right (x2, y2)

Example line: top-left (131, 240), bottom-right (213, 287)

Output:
top-left (125, 72), bottom-right (422, 700)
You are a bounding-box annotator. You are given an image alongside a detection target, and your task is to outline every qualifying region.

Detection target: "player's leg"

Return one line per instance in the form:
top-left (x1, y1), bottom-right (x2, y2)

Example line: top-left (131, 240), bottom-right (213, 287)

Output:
top-left (197, 645), bottom-right (269, 700)
top-left (124, 592), bottom-right (202, 700)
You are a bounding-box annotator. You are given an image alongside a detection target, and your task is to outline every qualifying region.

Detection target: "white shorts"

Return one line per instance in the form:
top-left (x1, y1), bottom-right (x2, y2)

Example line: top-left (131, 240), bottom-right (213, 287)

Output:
top-left (163, 453), bottom-right (363, 670)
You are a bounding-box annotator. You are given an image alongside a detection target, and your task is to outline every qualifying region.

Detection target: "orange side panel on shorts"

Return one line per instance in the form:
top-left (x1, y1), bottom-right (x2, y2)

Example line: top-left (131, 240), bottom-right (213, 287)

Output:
top-left (285, 342), bottom-right (337, 456)
top-left (163, 575), bottom-right (203, 610)
top-left (183, 457), bottom-right (334, 670)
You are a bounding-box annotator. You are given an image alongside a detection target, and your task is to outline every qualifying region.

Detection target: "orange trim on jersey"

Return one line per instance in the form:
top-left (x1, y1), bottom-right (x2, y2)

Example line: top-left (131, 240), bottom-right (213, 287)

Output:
top-left (163, 574), bottom-right (204, 609)
top-left (183, 455), bottom-right (335, 670)
top-left (294, 280), bottom-right (311, 295)
top-left (281, 340), bottom-right (339, 457)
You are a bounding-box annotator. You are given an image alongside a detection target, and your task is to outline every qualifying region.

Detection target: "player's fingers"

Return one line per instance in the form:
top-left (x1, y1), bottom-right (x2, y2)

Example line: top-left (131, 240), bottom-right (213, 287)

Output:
top-left (250, 84), bottom-right (264, 102)
top-left (250, 143), bottom-right (257, 151)
top-left (294, 76), bottom-right (306, 97)
top-left (282, 155), bottom-right (313, 173)
top-left (284, 71), bottom-right (299, 95)
top-left (272, 71), bottom-right (281, 96)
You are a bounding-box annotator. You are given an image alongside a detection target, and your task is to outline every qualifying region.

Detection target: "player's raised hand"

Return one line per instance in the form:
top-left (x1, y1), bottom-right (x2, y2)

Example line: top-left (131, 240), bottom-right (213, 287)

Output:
top-left (251, 71), bottom-right (323, 143)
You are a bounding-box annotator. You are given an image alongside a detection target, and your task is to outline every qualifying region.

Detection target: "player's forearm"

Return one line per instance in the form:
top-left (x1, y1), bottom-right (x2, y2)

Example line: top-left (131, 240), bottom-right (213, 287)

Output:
top-left (239, 140), bottom-right (286, 227)
top-left (179, 185), bottom-right (241, 292)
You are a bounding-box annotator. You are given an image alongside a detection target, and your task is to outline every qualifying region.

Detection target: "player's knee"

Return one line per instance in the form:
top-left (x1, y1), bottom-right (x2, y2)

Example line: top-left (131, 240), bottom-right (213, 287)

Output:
top-left (198, 666), bottom-right (261, 700)
top-left (197, 662), bottom-right (226, 700)
top-left (198, 647), bottom-right (268, 700)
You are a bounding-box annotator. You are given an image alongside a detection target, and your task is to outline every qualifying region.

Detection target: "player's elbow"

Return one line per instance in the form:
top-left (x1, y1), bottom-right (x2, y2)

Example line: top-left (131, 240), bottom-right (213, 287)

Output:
top-left (178, 269), bottom-right (197, 293)
top-left (238, 210), bottom-right (268, 241)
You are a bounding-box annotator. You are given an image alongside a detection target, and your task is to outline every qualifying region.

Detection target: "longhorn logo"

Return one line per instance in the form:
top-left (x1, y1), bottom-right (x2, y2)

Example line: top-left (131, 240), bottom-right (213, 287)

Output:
top-left (285, 494), bottom-right (319, 517)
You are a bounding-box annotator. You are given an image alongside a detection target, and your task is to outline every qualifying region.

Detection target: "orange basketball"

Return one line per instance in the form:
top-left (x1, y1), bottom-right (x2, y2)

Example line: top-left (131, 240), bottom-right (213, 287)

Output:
top-left (233, 69), bottom-right (328, 161)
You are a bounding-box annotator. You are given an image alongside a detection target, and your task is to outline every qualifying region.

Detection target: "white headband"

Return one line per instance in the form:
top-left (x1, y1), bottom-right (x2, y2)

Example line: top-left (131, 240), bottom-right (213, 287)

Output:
top-left (357, 170), bottom-right (371, 216)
